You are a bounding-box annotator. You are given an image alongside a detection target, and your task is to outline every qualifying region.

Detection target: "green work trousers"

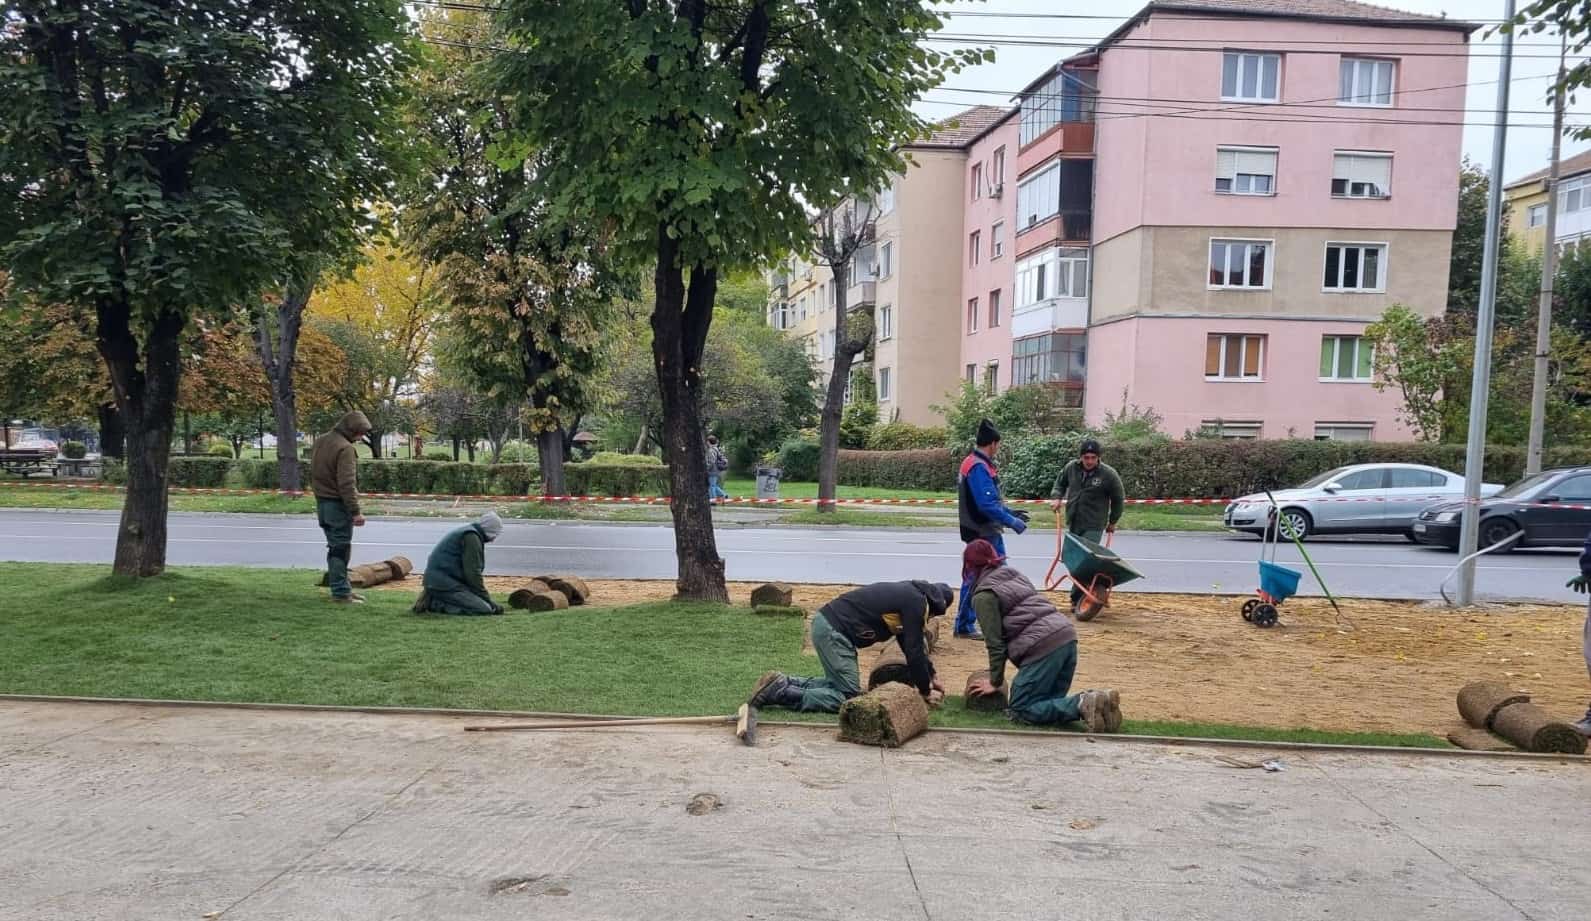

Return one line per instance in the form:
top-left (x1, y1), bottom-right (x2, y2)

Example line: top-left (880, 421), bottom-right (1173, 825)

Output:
top-left (794, 612), bottom-right (863, 713)
top-left (316, 498), bottom-right (354, 598)
top-left (426, 588), bottom-right (500, 616)
top-left (1008, 641), bottom-right (1083, 726)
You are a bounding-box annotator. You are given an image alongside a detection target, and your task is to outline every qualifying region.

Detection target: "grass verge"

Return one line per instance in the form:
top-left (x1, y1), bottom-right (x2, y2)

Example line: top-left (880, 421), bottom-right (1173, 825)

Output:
top-left (0, 563), bottom-right (1446, 748)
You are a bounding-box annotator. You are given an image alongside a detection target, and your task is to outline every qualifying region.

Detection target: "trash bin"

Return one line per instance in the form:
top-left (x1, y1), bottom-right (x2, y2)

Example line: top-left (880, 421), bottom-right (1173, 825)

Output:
top-left (755, 466), bottom-right (783, 499)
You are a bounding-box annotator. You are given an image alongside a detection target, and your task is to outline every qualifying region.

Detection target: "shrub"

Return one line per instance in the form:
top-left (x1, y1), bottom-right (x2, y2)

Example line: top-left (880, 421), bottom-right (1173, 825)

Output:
top-left (586, 451), bottom-right (663, 466)
top-left (497, 440), bottom-right (538, 464)
top-left (486, 463), bottom-right (540, 496)
top-left (233, 459), bottom-right (280, 490)
top-left (61, 441), bottom-right (87, 460)
top-left (777, 437), bottom-right (820, 481)
top-left (424, 449), bottom-right (455, 461)
top-left (840, 402), bottom-right (878, 449)
top-left (207, 442), bottom-right (236, 458)
top-left (564, 460), bottom-right (671, 497)
top-left (167, 457), bottom-right (233, 488)
top-left (430, 462), bottom-right (489, 496)
top-left (867, 422), bottom-right (947, 451)
top-left (838, 448), bottom-right (956, 491)
top-left (100, 459), bottom-right (126, 485)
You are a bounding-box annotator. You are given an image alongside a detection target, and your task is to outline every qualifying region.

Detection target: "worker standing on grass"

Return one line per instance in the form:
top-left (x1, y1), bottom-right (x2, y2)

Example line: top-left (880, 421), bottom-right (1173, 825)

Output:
top-left (746, 580), bottom-right (953, 712)
top-left (1565, 529), bottom-right (1591, 737)
top-left (413, 512), bottom-right (507, 615)
top-left (955, 418), bottom-right (1029, 638)
top-left (1051, 439), bottom-right (1125, 613)
top-left (962, 539), bottom-right (1123, 732)
top-left (311, 411), bottom-right (372, 605)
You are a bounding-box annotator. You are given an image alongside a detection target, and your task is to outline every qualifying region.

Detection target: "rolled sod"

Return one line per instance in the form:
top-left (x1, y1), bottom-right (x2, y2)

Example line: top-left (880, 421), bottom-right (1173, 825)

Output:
top-left (838, 683), bottom-right (929, 748)
top-left (1445, 727), bottom-right (1516, 752)
top-left (866, 642), bottom-right (911, 691)
top-left (750, 582), bottom-right (794, 607)
top-left (348, 563), bottom-right (395, 588)
top-left (538, 575), bottom-right (591, 606)
top-left (1490, 702), bottom-right (1587, 754)
top-left (963, 670), bottom-right (1007, 713)
top-left (509, 586), bottom-right (567, 612)
top-left (751, 605), bottom-right (806, 618)
top-left (1457, 681), bottom-right (1531, 729)
top-left (386, 556), bottom-right (413, 580)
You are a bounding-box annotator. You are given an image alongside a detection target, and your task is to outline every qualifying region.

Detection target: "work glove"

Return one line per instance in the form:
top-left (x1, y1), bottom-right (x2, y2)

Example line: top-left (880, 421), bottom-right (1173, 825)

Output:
top-left (1010, 517), bottom-right (1028, 535)
top-left (1569, 576), bottom-right (1589, 594)
top-left (1013, 509), bottom-right (1031, 523)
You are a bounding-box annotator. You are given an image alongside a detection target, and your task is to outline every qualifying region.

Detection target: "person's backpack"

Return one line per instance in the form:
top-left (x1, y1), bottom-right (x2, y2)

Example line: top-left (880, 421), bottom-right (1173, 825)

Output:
top-left (713, 448), bottom-right (729, 471)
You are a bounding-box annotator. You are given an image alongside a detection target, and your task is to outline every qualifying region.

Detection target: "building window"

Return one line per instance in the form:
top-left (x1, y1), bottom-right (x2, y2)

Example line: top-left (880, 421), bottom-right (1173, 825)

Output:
top-left (1560, 176), bottom-right (1587, 214)
top-left (878, 304), bottom-right (894, 341)
top-left (1208, 239), bottom-right (1272, 289)
top-left (1012, 332), bottom-right (1087, 386)
top-left (969, 230), bottom-right (981, 266)
top-left (1016, 247), bottom-right (1089, 307)
top-left (1201, 419), bottom-right (1263, 439)
top-left (1332, 151), bottom-right (1392, 198)
top-left (988, 289), bottom-right (1002, 328)
top-left (1205, 334), bottom-right (1265, 381)
top-left (983, 362), bottom-right (999, 395)
top-left (818, 283), bottom-right (826, 313)
top-left (992, 146), bottom-right (1006, 185)
top-left (971, 163), bottom-right (983, 201)
top-left (1215, 147), bottom-right (1277, 195)
top-left (877, 182), bottom-right (895, 215)
top-left (1323, 242), bottom-right (1387, 292)
top-left (1529, 203), bottom-right (1548, 227)
top-left (991, 221), bottom-right (1006, 258)
top-left (879, 242), bottom-right (893, 279)
top-left (965, 363), bottom-right (977, 383)
top-left (1339, 57), bottom-right (1394, 107)
top-left (1017, 161), bottom-right (1059, 230)
top-left (967, 297), bottom-right (979, 333)
top-left (878, 367), bottom-right (892, 401)
top-left (1019, 68), bottom-right (1097, 147)
top-left (1314, 422), bottom-right (1374, 442)
top-left (1222, 52), bottom-right (1280, 103)
top-left (1320, 335), bottom-right (1374, 381)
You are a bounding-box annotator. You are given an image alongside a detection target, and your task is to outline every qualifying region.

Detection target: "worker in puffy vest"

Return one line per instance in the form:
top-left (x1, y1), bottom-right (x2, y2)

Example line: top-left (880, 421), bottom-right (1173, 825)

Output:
top-left (962, 539), bottom-right (1122, 732)
top-left (954, 418), bottom-right (1028, 637)
top-left (414, 512), bottom-right (506, 615)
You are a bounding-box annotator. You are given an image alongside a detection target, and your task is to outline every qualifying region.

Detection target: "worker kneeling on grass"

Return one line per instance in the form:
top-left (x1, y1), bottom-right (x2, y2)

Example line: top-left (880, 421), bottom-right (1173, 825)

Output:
top-left (962, 539), bottom-right (1123, 732)
top-left (413, 512), bottom-right (506, 615)
top-left (746, 580), bottom-right (954, 713)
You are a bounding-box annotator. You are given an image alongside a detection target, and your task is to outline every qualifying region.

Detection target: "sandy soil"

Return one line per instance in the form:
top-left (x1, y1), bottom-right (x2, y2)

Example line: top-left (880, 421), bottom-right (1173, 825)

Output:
top-left (379, 577), bottom-right (1590, 736)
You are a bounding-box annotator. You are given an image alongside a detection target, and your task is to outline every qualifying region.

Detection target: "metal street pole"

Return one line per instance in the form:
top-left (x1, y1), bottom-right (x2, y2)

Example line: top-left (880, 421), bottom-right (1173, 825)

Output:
top-left (1456, 0), bottom-right (1518, 607)
top-left (1526, 29), bottom-right (1568, 475)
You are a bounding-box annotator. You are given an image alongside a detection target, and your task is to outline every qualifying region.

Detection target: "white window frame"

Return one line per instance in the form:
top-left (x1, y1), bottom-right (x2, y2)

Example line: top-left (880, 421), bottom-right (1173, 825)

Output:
top-left (991, 221), bottom-right (1006, 258)
top-left (1207, 238), bottom-right (1274, 290)
top-left (1221, 51), bottom-right (1281, 103)
top-left (1331, 151), bottom-right (1392, 199)
top-left (971, 163), bottom-right (983, 202)
top-left (1322, 241), bottom-right (1389, 294)
top-left (965, 363), bottom-right (977, 383)
top-left (983, 362), bottom-right (999, 395)
top-left (1201, 419), bottom-right (1264, 439)
top-left (967, 296), bottom-right (979, 334)
top-left (878, 304), bottom-right (894, 341)
top-left (1016, 247), bottom-right (1089, 307)
top-left (1205, 334), bottom-right (1266, 382)
top-left (876, 182), bottom-right (896, 216)
top-left (1214, 146), bottom-right (1278, 196)
top-left (878, 367), bottom-right (892, 402)
top-left (1313, 422), bottom-right (1374, 442)
top-left (1319, 335), bottom-right (1375, 383)
top-left (1559, 176), bottom-right (1587, 215)
top-left (992, 146), bottom-right (1006, 185)
top-left (879, 241), bottom-right (894, 279)
top-left (969, 230), bottom-right (980, 267)
top-left (1016, 161), bottom-right (1060, 230)
top-left (1338, 57), bottom-right (1395, 108)
top-left (988, 289), bottom-right (1001, 328)
top-left (1528, 203), bottom-right (1547, 227)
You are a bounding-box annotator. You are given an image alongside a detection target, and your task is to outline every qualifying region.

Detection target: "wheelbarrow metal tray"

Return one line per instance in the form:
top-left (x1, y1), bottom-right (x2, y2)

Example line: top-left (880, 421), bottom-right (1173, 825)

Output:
top-left (1061, 531), bottom-right (1145, 587)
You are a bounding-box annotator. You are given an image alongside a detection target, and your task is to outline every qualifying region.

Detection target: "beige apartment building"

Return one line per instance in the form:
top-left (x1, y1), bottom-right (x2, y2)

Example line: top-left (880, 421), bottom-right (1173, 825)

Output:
top-left (766, 113), bottom-right (1002, 426)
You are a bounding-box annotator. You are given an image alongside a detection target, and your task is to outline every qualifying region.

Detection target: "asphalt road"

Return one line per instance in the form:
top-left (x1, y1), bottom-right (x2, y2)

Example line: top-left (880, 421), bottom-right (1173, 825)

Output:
top-left (0, 509), bottom-right (1582, 603)
top-left (2, 700), bottom-right (1585, 921)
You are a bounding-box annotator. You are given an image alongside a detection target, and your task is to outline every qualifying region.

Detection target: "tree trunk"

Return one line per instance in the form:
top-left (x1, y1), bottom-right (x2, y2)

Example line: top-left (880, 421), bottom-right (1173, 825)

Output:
top-left (98, 303), bottom-right (183, 578)
top-left (466, 440), bottom-right (476, 463)
top-left (451, 436), bottom-right (460, 462)
top-left (817, 258), bottom-right (861, 514)
top-left (183, 412), bottom-right (194, 456)
top-left (368, 430), bottom-right (383, 459)
top-left (254, 285), bottom-right (308, 493)
top-left (98, 402), bottom-right (125, 459)
top-left (633, 417), bottom-right (649, 455)
top-left (537, 427), bottom-right (567, 496)
top-left (652, 243), bottom-right (728, 602)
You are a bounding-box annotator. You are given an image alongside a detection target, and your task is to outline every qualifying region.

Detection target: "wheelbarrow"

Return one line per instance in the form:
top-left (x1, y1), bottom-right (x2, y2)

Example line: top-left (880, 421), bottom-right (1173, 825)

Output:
top-left (1044, 529), bottom-right (1145, 622)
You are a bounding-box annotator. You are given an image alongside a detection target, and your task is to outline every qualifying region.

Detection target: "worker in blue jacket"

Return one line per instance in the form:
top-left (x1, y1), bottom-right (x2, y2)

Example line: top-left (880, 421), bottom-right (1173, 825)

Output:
top-left (954, 418), bottom-right (1029, 638)
top-left (1565, 528), bottom-right (1591, 737)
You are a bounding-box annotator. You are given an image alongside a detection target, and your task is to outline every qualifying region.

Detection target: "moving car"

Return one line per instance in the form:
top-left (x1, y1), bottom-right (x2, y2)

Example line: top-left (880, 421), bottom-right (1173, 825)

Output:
top-left (1223, 463), bottom-right (1503, 541)
top-left (1412, 466), bottom-right (1591, 551)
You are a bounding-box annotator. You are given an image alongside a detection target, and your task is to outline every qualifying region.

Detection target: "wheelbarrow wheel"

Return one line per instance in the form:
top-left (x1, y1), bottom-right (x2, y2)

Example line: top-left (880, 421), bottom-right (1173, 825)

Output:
top-left (1252, 603), bottom-right (1279, 628)
top-left (1241, 598), bottom-right (1259, 622)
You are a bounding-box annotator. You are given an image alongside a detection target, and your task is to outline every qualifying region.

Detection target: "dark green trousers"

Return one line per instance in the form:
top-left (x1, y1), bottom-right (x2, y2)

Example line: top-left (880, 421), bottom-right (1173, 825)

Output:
top-left (316, 498), bottom-right (354, 598)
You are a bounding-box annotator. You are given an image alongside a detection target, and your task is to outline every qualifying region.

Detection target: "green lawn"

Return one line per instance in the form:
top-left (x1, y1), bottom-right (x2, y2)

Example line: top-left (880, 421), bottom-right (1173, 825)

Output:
top-left (721, 478), bottom-right (956, 501)
top-left (0, 563), bottom-right (1444, 748)
top-left (0, 485), bottom-right (315, 515)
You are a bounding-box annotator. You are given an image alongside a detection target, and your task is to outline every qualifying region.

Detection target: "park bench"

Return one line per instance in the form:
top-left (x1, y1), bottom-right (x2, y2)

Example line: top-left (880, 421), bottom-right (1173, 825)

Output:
top-left (0, 448), bottom-right (59, 478)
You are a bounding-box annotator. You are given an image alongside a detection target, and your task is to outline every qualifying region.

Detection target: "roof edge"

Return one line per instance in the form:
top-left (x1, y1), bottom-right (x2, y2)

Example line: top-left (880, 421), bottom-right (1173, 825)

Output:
top-left (1094, 2), bottom-right (1477, 56)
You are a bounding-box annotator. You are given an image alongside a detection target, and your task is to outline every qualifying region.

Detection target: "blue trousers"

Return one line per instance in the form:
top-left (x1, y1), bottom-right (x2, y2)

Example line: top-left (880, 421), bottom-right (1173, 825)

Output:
top-left (956, 533), bottom-right (1005, 634)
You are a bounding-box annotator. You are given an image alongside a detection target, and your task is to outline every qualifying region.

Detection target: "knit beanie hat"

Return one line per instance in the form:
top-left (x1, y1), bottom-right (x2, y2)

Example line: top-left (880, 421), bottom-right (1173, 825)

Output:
top-left (975, 418), bottom-right (1001, 447)
top-left (478, 511), bottom-right (504, 542)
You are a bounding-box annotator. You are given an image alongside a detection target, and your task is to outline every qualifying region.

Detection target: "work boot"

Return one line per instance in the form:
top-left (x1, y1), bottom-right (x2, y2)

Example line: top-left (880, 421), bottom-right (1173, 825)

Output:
top-left (331, 593), bottom-right (367, 605)
top-left (1573, 706), bottom-right (1591, 738)
top-left (1078, 689), bottom-right (1122, 734)
top-left (954, 626), bottom-right (985, 640)
top-left (747, 671), bottom-right (793, 708)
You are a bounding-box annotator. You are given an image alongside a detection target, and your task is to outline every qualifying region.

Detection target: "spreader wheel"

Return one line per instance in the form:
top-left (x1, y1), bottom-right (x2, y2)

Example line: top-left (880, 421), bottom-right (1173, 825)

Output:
top-left (1251, 603), bottom-right (1279, 628)
top-left (1241, 598), bottom-right (1259, 622)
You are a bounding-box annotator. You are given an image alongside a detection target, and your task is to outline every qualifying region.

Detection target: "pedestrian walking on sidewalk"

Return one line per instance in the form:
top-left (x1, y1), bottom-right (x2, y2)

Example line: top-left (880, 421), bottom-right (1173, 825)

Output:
top-left (1051, 439), bottom-right (1125, 612)
top-left (311, 411), bottom-right (371, 604)
top-left (955, 418), bottom-right (1029, 638)
top-left (962, 539), bottom-right (1122, 732)
top-left (706, 434), bottom-right (729, 501)
top-left (414, 512), bottom-right (506, 615)
top-left (746, 580), bottom-right (952, 713)
top-left (1565, 528), bottom-right (1591, 737)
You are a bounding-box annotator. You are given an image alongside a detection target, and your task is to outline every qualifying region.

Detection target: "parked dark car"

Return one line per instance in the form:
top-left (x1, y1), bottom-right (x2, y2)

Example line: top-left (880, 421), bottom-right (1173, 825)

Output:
top-left (1412, 466), bottom-right (1591, 551)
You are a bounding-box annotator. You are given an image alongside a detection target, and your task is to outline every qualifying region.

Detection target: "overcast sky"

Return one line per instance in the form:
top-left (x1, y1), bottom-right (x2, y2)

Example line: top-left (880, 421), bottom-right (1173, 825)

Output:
top-left (918, 0), bottom-right (1587, 184)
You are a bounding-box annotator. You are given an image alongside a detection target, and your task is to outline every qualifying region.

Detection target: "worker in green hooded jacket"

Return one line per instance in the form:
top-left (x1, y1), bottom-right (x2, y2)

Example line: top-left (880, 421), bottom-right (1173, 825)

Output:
top-left (414, 512), bottom-right (506, 615)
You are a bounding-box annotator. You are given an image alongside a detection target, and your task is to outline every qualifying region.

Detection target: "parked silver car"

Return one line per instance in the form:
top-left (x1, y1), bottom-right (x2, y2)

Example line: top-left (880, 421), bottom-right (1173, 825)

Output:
top-left (1223, 463), bottom-right (1504, 540)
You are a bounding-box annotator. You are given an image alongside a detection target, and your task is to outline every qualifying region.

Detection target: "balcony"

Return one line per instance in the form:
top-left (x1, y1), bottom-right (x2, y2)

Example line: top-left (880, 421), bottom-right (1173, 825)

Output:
top-left (1012, 296), bottom-right (1088, 338)
top-left (847, 280), bottom-right (877, 308)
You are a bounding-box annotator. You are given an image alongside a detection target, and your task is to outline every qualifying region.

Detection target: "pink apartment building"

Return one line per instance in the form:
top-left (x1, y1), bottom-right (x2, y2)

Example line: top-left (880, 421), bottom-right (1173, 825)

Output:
top-left (1082, 0), bottom-right (1473, 440)
top-left (958, 109), bottom-right (1019, 393)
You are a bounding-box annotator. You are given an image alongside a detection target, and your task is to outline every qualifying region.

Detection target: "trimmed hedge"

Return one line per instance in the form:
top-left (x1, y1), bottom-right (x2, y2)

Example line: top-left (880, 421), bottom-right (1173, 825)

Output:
top-left (838, 437), bottom-right (1591, 499)
top-left (866, 422), bottom-right (948, 451)
top-left (167, 457), bottom-right (233, 488)
top-left (565, 460), bottom-right (671, 497)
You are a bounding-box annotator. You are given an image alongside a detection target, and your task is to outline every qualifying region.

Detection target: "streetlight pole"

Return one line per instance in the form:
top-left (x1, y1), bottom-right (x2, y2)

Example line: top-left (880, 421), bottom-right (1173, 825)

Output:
top-left (1456, 0), bottom-right (1518, 607)
top-left (1526, 29), bottom-right (1568, 476)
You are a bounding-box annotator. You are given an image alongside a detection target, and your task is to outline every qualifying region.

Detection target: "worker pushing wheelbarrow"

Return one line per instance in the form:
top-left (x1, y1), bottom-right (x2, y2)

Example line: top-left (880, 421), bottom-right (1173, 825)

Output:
top-left (1045, 529), bottom-right (1145, 621)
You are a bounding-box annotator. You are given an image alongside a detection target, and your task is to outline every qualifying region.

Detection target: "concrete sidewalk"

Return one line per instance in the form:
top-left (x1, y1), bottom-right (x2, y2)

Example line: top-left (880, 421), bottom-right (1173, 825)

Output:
top-left (0, 700), bottom-right (1585, 920)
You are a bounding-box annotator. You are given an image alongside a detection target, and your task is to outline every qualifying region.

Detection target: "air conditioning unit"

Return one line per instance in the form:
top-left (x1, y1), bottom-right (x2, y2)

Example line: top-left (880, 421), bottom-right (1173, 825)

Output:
top-left (989, 181), bottom-right (1004, 199)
